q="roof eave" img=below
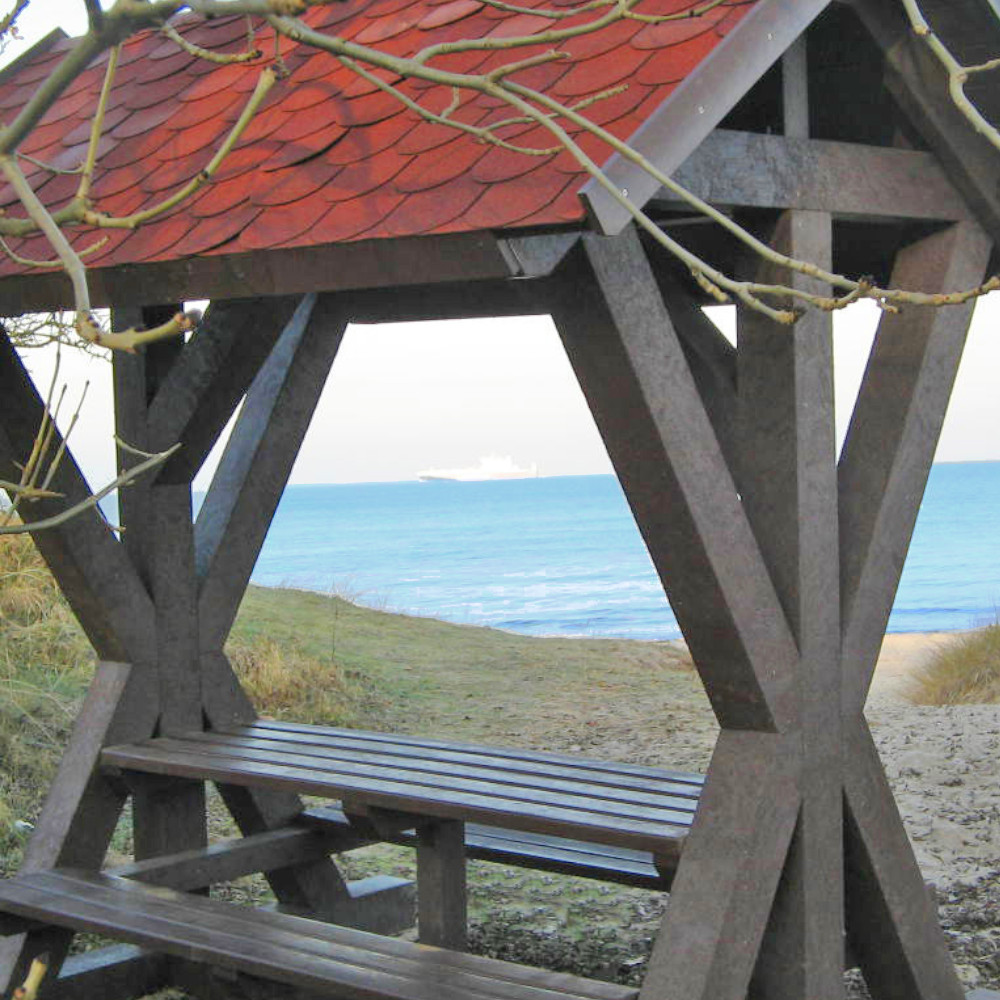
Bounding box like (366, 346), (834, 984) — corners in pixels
(0, 229), (545, 313)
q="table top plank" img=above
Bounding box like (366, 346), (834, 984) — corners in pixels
(250, 721), (705, 786)
(102, 735), (695, 854)
(183, 731), (700, 813)
(108, 736), (697, 827)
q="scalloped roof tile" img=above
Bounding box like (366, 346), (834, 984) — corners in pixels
(0, 0), (755, 278)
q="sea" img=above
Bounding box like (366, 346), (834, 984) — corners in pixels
(248, 462), (1000, 641)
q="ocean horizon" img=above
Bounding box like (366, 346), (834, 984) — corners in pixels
(244, 461), (1000, 641)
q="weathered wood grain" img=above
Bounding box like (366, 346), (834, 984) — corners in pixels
(839, 221), (993, 714)
(737, 210), (843, 1000)
(417, 820), (467, 950)
(196, 293), (346, 650)
(546, 228), (798, 732)
(656, 130), (972, 223)
(639, 731), (800, 1000)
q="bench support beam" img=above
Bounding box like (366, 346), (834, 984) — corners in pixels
(417, 819), (468, 951)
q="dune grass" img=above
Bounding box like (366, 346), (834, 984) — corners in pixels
(0, 533), (92, 873)
(909, 624), (1000, 705)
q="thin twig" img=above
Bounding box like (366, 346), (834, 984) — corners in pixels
(0, 443), (182, 535)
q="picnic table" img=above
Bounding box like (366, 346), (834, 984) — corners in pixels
(100, 721), (703, 947)
(0, 721), (702, 999)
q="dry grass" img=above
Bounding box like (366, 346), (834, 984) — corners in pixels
(226, 635), (373, 726)
(0, 533), (92, 873)
(909, 625), (1000, 705)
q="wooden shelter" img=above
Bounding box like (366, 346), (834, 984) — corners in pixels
(1, 0), (999, 997)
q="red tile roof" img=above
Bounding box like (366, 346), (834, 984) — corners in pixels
(0, 1), (753, 276)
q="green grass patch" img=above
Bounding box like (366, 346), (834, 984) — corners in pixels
(909, 625), (1000, 705)
(232, 584), (694, 745)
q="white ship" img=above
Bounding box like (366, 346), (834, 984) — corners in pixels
(417, 455), (539, 482)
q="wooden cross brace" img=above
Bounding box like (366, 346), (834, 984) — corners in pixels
(544, 218), (992, 1000)
(0, 291), (362, 996)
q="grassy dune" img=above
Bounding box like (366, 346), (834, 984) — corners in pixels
(909, 624), (1000, 704)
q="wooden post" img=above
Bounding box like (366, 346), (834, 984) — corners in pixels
(417, 820), (468, 950)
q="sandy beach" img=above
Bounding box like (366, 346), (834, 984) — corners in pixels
(518, 630), (1000, 993)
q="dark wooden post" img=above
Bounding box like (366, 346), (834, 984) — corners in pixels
(739, 210), (843, 999)
(113, 308), (208, 862)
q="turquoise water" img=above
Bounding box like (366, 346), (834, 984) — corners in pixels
(249, 463), (1000, 640)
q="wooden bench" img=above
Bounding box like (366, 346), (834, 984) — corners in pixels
(0, 870), (638, 1000)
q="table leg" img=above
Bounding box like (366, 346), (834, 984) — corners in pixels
(417, 819), (467, 950)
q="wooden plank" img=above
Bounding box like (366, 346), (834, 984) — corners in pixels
(185, 729), (703, 806)
(152, 484), (202, 735)
(839, 221), (992, 714)
(302, 807), (670, 890)
(853, 0), (1000, 245)
(737, 210), (843, 1000)
(251, 720), (705, 787)
(0, 871), (637, 1000)
(782, 38), (810, 139)
(196, 293), (346, 650)
(23, 663), (159, 873)
(843, 716), (964, 1000)
(101, 740), (694, 852)
(417, 819), (467, 950)
(341, 278), (548, 324)
(582, 0), (830, 232)
(639, 731), (800, 1000)
(649, 264), (738, 475)
(0, 232), (519, 315)
(0, 332), (155, 663)
(111, 305), (183, 588)
(545, 228), (798, 732)
(653, 130), (973, 223)
(108, 735), (698, 828)
(145, 296), (300, 484)
(130, 775), (207, 866)
(0, 662), (158, 996)
(111, 826), (352, 891)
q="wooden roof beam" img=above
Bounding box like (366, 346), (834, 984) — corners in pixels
(0, 232), (520, 316)
(650, 129), (972, 223)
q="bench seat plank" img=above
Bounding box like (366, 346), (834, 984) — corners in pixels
(301, 806), (673, 890)
(102, 726), (702, 855)
(0, 871), (637, 1000)
(236, 723), (704, 797)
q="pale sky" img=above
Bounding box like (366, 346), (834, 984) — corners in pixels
(6, 3), (1000, 490)
(15, 296), (1000, 492)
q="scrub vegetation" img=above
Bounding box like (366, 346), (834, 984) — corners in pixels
(909, 625), (1000, 705)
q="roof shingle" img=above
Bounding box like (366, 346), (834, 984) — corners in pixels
(0, 0), (755, 278)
